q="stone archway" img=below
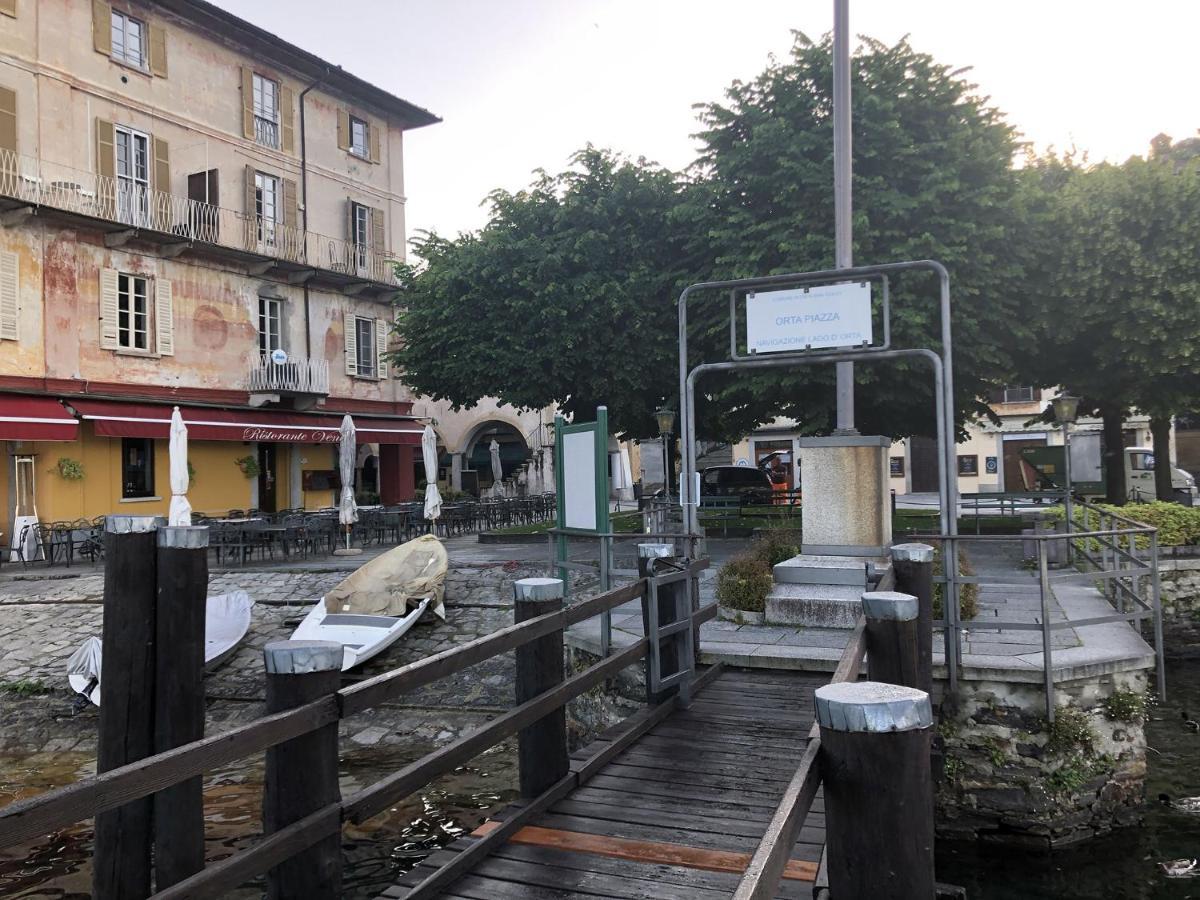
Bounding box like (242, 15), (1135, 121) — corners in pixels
(460, 420), (529, 495)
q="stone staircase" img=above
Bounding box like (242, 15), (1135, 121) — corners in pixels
(767, 554), (891, 628)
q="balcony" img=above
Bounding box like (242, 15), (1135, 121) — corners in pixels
(248, 356), (329, 408)
(0, 149), (400, 292)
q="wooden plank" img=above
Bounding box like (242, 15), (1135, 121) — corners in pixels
(468, 856), (734, 900)
(529, 813), (824, 856)
(566, 786), (819, 823)
(438, 873), (627, 900)
(595, 763), (799, 798)
(582, 773), (807, 809)
(829, 617), (867, 684)
(611, 750), (799, 782)
(344, 639), (649, 824)
(0, 696), (339, 849)
(151, 804), (341, 900)
(341, 581), (644, 715)
(549, 798), (771, 839)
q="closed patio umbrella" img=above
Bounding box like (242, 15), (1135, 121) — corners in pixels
(338, 414), (358, 553)
(489, 439), (503, 496)
(422, 425), (442, 522)
(168, 406), (192, 527)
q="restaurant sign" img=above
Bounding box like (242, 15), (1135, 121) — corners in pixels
(242, 427), (342, 443)
(745, 281), (873, 354)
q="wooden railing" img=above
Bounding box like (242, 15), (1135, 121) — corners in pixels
(0, 572), (712, 899)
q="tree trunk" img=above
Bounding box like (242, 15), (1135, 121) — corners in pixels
(1151, 415), (1174, 502)
(1102, 405), (1127, 505)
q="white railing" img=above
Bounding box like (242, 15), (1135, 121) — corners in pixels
(0, 149), (399, 286)
(248, 356), (330, 395)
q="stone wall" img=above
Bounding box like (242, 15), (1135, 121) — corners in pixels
(936, 670), (1149, 847)
(1156, 556), (1200, 628)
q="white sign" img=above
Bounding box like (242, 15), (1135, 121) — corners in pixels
(269, 348), (288, 365)
(745, 281), (872, 354)
(562, 431), (597, 530)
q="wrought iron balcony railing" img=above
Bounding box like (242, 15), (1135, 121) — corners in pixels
(248, 355), (330, 395)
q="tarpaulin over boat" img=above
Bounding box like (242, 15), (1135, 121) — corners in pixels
(328, 534), (447, 620)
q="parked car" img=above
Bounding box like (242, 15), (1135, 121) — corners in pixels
(699, 465), (774, 504)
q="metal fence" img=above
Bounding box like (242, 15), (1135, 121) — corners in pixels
(928, 497), (1164, 720)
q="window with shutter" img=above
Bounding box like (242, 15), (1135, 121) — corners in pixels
(98, 267), (120, 349)
(369, 120), (381, 164)
(0, 250), (18, 341)
(92, 0), (112, 54)
(280, 86), (295, 153)
(148, 24), (167, 77)
(376, 318), (388, 379)
(355, 316), (377, 377)
(336, 108), (350, 152)
(153, 136), (169, 194)
(155, 279), (173, 356)
(344, 312), (357, 376)
(0, 86), (15, 157)
(241, 68), (255, 140)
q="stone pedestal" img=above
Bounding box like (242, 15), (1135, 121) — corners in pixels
(797, 435), (892, 557)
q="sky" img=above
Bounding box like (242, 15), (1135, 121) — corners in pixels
(216, 0), (1200, 247)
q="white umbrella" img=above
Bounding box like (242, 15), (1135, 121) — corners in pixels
(168, 406), (191, 527)
(489, 439), (503, 495)
(422, 424), (442, 522)
(338, 415), (358, 550)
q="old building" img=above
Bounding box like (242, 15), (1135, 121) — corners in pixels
(0, 0), (445, 540)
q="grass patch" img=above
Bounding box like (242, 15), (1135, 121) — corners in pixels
(932, 548), (980, 621)
(1102, 689), (1148, 722)
(0, 679), (52, 696)
(1046, 705), (1097, 754)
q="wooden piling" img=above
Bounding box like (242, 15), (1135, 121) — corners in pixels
(892, 542), (935, 696)
(263, 640), (344, 900)
(816, 681), (936, 899)
(153, 525), (209, 889)
(93, 515), (160, 900)
(637, 543), (682, 704)
(514, 577), (569, 798)
(861, 590), (920, 689)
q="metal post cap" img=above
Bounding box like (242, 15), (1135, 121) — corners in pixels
(514, 577), (564, 601)
(892, 542), (935, 563)
(861, 590), (919, 622)
(815, 681), (933, 733)
(158, 525), (210, 549)
(106, 514), (165, 534)
(263, 640), (344, 674)
(638, 543), (674, 559)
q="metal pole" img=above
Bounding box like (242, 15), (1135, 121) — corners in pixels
(1063, 422), (1074, 564)
(1150, 530), (1166, 702)
(833, 0), (855, 433)
(1037, 539), (1055, 722)
(662, 431), (671, 505)
(600, 534), (611, 657)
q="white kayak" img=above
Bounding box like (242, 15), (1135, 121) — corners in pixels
(66, 590), (254, 706)
(290, 597), (430, 671)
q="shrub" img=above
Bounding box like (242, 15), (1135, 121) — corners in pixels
(716, 554), (774, 613)
(1046, 705), (1096, 754)
(55, 457), (84, 481)
(235, 455), (260, 478)
(1045, 501), (1200, 547)
(1102, 689), (1147, 722)
(751, 529), (802, 567)
(932, 547), (980, 621)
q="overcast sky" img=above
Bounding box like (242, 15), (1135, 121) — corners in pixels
(217, 0), (1200, 249)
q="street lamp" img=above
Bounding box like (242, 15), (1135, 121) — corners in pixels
(655, 406), (676, 505)
(1052, 394), (1080, 557)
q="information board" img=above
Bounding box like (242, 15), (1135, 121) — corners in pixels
(745, 281), (873, 354)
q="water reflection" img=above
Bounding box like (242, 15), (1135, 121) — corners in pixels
(0, 743), (517, 899)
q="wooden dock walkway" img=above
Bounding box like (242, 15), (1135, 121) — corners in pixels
(387, 667), (827, 900)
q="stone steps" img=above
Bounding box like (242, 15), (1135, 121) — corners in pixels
(765, 582), (865, 628)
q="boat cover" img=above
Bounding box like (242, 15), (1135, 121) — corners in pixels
(329, 534), (448, 620)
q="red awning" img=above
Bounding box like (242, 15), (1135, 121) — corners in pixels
(66, 400), (422, 445)
(0, 394), (79, 441)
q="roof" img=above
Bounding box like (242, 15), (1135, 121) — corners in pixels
(150, 0), (441, 130)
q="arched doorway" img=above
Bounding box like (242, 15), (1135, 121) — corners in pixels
(462, 420), (529, 495)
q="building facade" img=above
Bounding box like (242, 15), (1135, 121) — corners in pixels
(0, 0), (443, 541)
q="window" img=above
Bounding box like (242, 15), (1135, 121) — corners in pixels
(259, 296), (282, 356)
(1002, 385), (1036, 403)
(255, 171), (279, 247)
(117, 272), (150, 351)
(890, 456), (905, 477)
(252, 73), (280, 148)
(349, 116), (368, 158)
(1129, 451), (1155, 471)
(356, 316), (377, 377)
(958, 455), (980, 477)
(114, 125), (150, 227)
(351, 201), (370, 270)
(122, 437), (155, 499)
(111, 10), (146, 68)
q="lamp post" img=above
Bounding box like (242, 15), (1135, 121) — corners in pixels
(656, 407), (676, 506)
(1051, 394), (1080, 559)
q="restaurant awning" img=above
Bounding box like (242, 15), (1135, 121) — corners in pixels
(67, 400), (423, 445)
(0, 394), (79, 441)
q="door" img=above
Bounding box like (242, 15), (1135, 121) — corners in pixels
(187, 168), (219, 241)
(258, 444), (277, 513)
(115, 126), (150, 227)
(1003, 438), (1046, 491)
(910, 436), (940, 493)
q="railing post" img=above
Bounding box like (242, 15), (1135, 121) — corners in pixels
(599, 535), (612, 657)
(891, 543), (935, 696)
(1037, 539), (1055, 723)
(1150, 530), (1167, 702)
(93, 515), (160, 900)
(263, 640), (343, 900)
(153, 525), (209, 889)
(638, 543), (685, 705)
(816, 681), (936, 899)
(862, 591), (920, 689)
(514, 577), (569, 798)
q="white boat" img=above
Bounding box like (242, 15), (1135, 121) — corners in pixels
(288, 535), (448, 671)
(67, 590), (253, 706)
(290, 597), (430, 670)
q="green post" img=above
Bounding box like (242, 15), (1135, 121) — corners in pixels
(554, 413), (568, 597)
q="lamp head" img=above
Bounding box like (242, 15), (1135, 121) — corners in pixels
(1051, 394), (1080, 425)
(655, 406), (676, 436)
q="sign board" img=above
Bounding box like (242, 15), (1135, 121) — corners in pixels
(745, 281), (872, 354)
(269, 348), (288, 365)
(554, 408), (610, 536)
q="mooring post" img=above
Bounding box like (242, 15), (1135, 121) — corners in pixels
(862, 590), (920, 689)
(816, 681), (936, 899)
(152, 525), (209, 888)
(514, 577), (569, 798)
(93, 514), (160, 900)
(637, 543), (684, 705)
(263, 640), (344, 900)
(892, 542), (935, 696)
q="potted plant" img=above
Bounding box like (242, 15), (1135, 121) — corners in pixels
(55, 457), (85, 481)
(235, 455), (261, 478)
